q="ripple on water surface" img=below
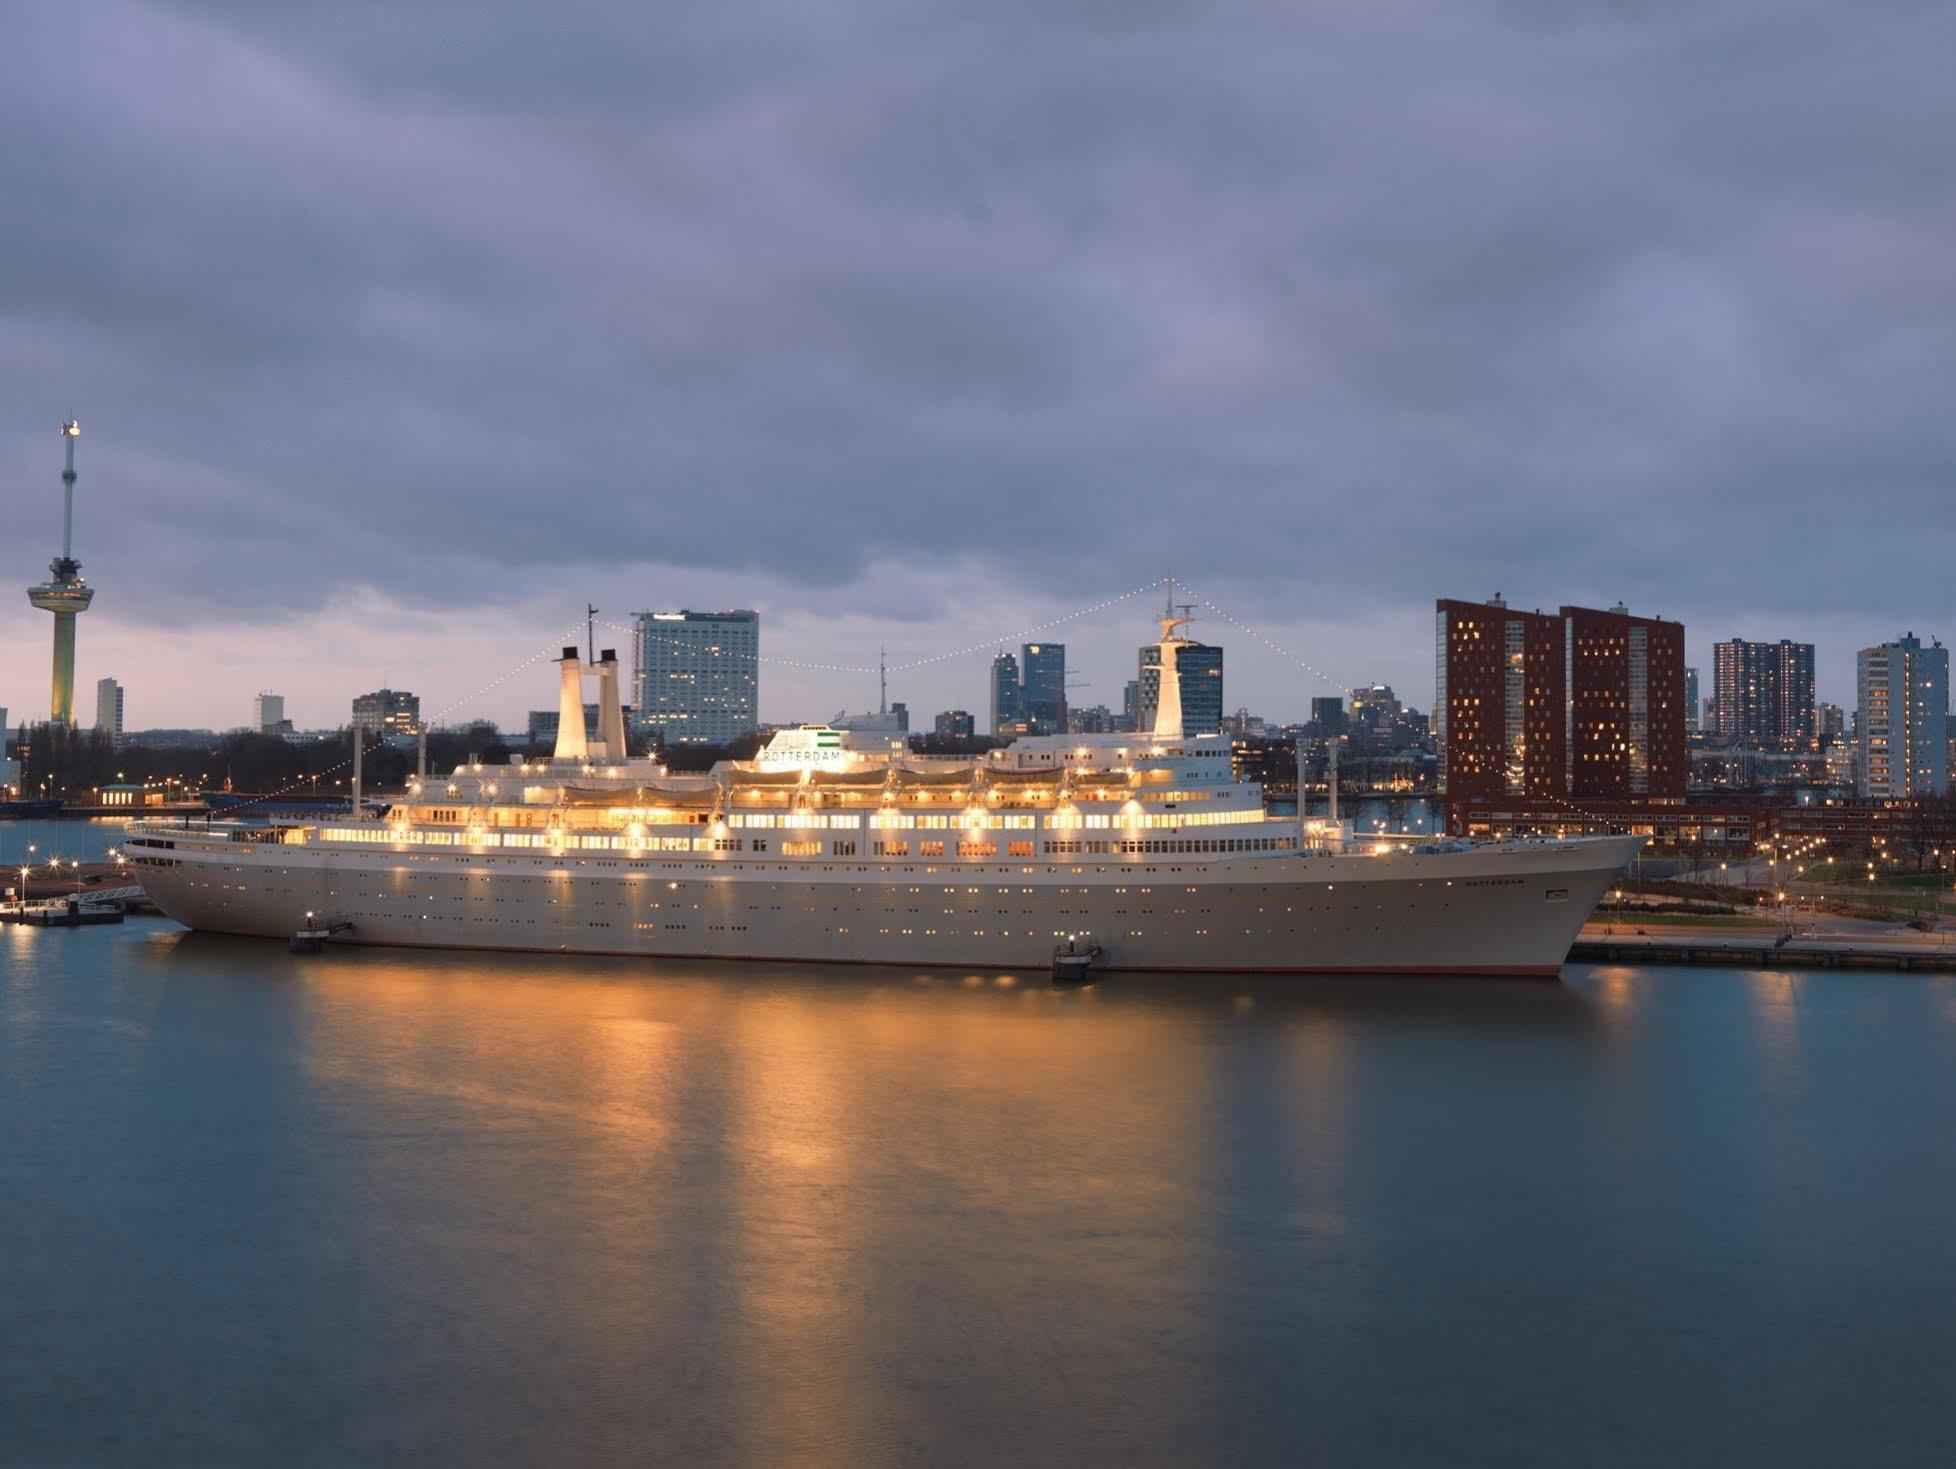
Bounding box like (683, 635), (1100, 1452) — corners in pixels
(3, 923), (1955, 1466)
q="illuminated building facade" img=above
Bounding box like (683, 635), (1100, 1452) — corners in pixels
(1019, 643), (1066, 734)
(1562, 604), (1686, 800)
(1138, 640), (1223, 736)
(1856, 633), (1948, 798)
(631, 609), (759, 745)
(1711, 639), (1815, 749)
(352, 688), (420, 737)
(1436, 597), (1565, 802)
(1349, 683), (1401, 734)
(1438, 596), (1687, 826)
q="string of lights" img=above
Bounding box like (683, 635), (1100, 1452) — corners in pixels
(1177, 586), (1349, 693)
(884, 579), (1166, 672)
(422, 623), (589, 726)
(208, 625), (587, 816)
(600, 578), (1168, 675)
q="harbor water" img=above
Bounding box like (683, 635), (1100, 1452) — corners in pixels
(4, 921), (1954, 1465)
(0, 816), (130, 869)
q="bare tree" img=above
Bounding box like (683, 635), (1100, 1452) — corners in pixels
(1893, 791), (1956, 872)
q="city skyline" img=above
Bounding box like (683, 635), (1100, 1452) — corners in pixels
(0, 574), (1944, 738)
(4, 3), (1952, 732)
(7, 9), (1954, 1463)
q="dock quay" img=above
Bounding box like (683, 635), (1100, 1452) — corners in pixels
(53, 802), (208, 819)
(5, 863), (159, 911)
(1571, 927), (1956, 974)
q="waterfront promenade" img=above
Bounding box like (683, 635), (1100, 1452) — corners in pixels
(1576, 915), (1956, 972)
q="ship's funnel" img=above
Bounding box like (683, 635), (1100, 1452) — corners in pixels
(596, 649), (628, 761)
(554, 647), (588, 760)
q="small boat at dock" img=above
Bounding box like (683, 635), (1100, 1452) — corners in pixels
(1052, 936), (1102, 985)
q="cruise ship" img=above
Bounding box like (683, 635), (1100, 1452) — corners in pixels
(127, 616), (1641, 977)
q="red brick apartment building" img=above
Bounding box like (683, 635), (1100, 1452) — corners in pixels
(1563, 603), (1687, 800)
(1435, 597), (1565, 804)
(1438, 596), (1686, 833)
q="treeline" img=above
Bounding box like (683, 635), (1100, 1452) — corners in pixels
(13, 723), (518, 798)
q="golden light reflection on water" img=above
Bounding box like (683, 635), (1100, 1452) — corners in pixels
(1585, 966), (1644, 1029)
(1743, 969), (1806, 1088)
(1286, 1017), (1355, 1247)
(294, 961), (698, 1145)
(16, 925), (1956, 1465)
(45, 930), (1956, 1462)
(272, 950), (1247, 1460)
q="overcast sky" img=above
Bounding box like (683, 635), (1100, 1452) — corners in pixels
(4, 0), (1953, 732)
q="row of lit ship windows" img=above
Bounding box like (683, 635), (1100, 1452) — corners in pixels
(303, 827), (1298, 857)
(400, 806), (1263, 837)
(307, 809), (1283, 856)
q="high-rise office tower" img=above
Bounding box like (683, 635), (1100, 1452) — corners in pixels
(253, 692), (285, 734)
(631, 610), (760, 745)
(95, 678), (123, 744)
(989, 653), (1021, 736)
(1019, 643), (1066, 734)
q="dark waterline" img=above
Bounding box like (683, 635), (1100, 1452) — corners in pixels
(4, 922), (1954, 1466)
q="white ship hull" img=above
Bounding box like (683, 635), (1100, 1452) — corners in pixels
(131, 830), (1640, 978)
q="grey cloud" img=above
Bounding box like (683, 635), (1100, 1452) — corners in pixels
(2, 0), (1953, 690)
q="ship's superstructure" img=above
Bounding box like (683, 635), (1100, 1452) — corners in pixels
(127, 625), (1642, 976)
(26, 420), (95, 725)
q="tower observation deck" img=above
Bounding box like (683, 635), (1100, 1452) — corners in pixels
(26, 419), (95, 725)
